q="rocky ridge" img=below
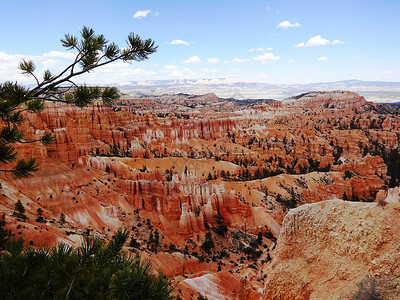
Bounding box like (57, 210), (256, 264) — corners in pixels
(263, 199), (400, 299)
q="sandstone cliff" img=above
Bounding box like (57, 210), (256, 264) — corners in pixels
(282, 91), (374, 110)
(263, 200), (400, 299)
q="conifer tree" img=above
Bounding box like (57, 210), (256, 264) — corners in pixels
(0, 214), (12, 250)
(14, 200), (25, 218)
(0, 26), (157, 177)
(0, 229), (176, 299)
(59, 212), (66, 225)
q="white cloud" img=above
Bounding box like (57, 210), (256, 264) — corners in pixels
(352, 56), (362, 60)
(331, 39), (345, 45)
(199, 68), (217, 74)
(192, 78), (246, 85)
(384, 70), (392, 74)
(259, 73), (267, 78)
(183, 56), (201, 63)
(167, 67), (199, 79)
(231, 58), (251, 63)
(0, 51), (79, 84)
(207, 58), (220, 64)
(249, 47), (272, 52)
(170, 70), (184, 77)
(294, 42), (305, 48)
(170, 39), (190, 46)
(0, 49), (162, 85)
(132, 68), (154, 74)
(133, 10), (151, 19)
(295, 35), (330, 47)
(317, 56), (328, 61)
(288, 59), (294, 63)
(277, 20), (301, 29)
(43, 51), (76, 59)
(295, 35), (344, 47)
(164, 65), (177, 69)
(254, 52), (280, 62)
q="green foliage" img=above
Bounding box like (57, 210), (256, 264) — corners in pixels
(40, 132), (55, 146)
(68, 85), (101, 108)
(25, 99), (45, 112)
(256, 231), (263, 245)
(0, 126), (24, 143)
(0, 229), (175, 300)
(201, 232), (215, 254)
(275, 193), (297, 211)
(0, 214), (13, 250)
(11, 158), (39, 178)
(14, 200), (25, 216)
(0, 142), (16, 164)
(59, 212), (66, 225)
(129, 237), (140, 249)
(344, 170), (353, 179)
(102, 87), (120, 107)
(213, 215), (228, 236)
(0, 27), (157, 178)
(36, 208), (44, 223)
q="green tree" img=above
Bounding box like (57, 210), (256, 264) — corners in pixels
(0, 229), (175, 299)
(59, 212), (66, 226)
(213, 214), (228, 236)
(0, 214), (13, 251)
(0, 26), (157, 177)
(36, 207), (44, 223)
(14, 200), (25, 219)
(201, 232), (215, 254)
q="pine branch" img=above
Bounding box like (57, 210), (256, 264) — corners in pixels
(0, 143), (17, 164)
(0, 27), (157, 178)
(19, 59), (40, 85)
(0, 158), (39, 178)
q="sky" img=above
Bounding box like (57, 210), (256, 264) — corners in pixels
(0, 0), (399, 85)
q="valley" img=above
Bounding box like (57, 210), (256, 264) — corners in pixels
(1, 90), (400, 299)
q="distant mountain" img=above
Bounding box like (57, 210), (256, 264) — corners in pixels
(309, 79), (400, 88)
(118, 79), (400, 103)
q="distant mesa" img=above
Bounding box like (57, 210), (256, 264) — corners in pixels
(282, 90), (374, 110)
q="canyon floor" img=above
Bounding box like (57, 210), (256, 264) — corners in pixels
(2, 90), (400, 299)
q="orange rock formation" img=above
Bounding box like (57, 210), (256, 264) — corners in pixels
(1, 90), (399, 299)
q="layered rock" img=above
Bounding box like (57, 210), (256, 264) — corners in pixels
(282, 91), (374, 110)
(1, 90), (399, 299)
(263, 200), (400, 299)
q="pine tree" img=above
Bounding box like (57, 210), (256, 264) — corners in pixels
(36, 207), (44, 223)
(59, 212), (66, 225)
(201, 232), (215, 253)
(0, 214), (12, 250)
(0, 229), (176, 299)
(14, 200), (25, 219)
(0, 26), (157, 177)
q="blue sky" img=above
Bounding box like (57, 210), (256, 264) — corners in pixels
(0, 0), (399, 85)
